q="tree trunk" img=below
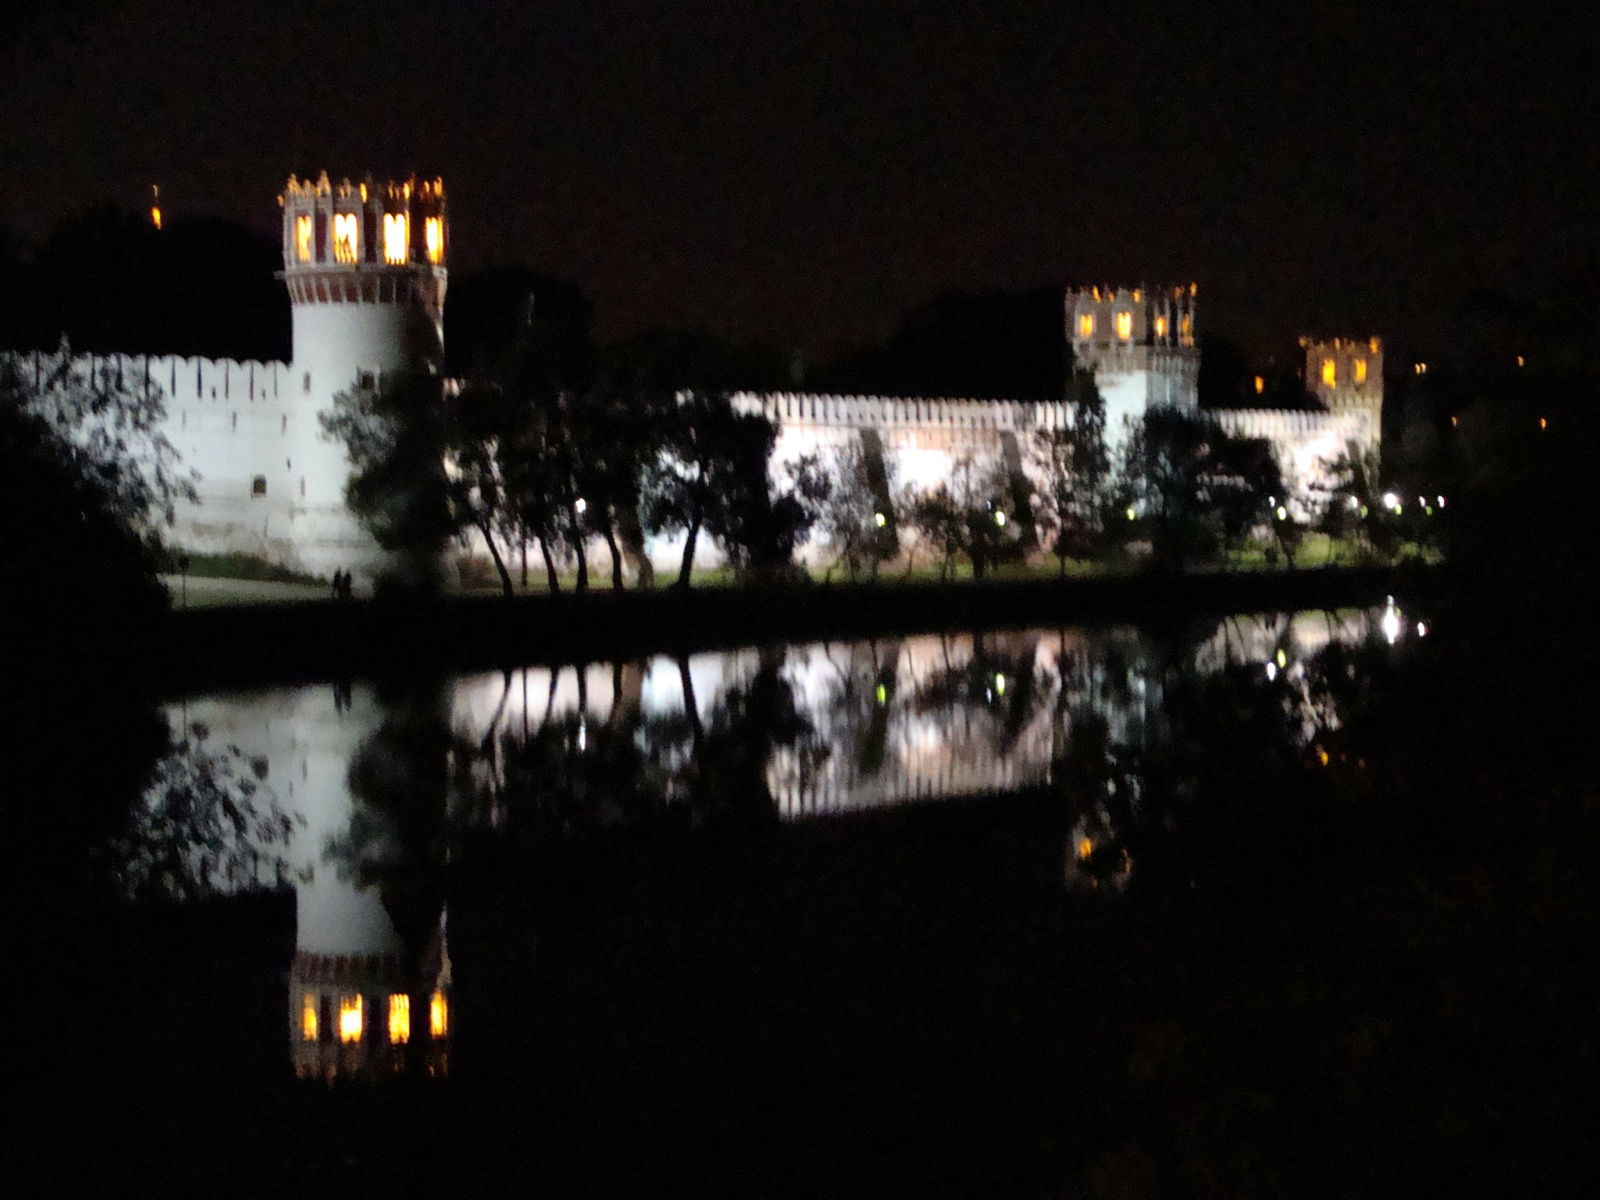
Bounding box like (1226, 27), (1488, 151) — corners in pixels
(677, 655), (704, 748)
(477, 519), (514, 597)
(569, 509), (589, 591)
(677, 516), (702, 588)
(602, 522), (625, 590)
(539, 539), (561, 593)
(619, 507), (654, 588)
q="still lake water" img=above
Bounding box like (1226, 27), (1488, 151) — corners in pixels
(62, 597), (1595, 1197)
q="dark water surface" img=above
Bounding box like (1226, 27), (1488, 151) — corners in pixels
(16, 600), (1600, 1197)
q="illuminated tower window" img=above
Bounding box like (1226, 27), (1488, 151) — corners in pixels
(295, 215), (312, 263)
(1154, 315), (1168, 339)
(1114, 311), (1132, 341)
(1353, 357), (1368, 384)
(1180, 315), (1193, 341)
(383, 212), (409, 264)
(332, 213), (358, 264)
(429, 990), (449, 1038)
(388, 994), (411, 1044)
(1077, 312), (1094, 339)
(424, 216), (444, 264)
(338, 995), (364, 1044)
(1254, 375), (1265, 394)
(1321, 358), (1337, 386)
(301, 994), (318, 1042)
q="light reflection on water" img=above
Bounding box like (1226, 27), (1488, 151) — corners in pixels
(162, 606), (1417, 1079)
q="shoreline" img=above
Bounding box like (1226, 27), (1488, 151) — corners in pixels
(149, 562), (1444, 695)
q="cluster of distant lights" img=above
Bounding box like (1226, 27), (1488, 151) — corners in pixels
(1265, 597), (1424, 683)
(1379, 492), (1447, 517)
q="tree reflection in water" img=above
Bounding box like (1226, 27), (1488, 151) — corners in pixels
(44, 603), (1598, 1197)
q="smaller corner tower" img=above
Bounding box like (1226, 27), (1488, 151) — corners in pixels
(1298, 335), (1384, 467)
(1300, 336), (1382, 416)
(1301, 336), (1383, 452)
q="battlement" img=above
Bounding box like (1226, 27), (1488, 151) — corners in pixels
(732, 391), (1073, 433)
(6, 348), (289, 405)
(1066, 283), (1197, 351)
(280, 171), (447, 275)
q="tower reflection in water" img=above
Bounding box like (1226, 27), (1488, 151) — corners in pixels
(168, 607), (1413, 1080)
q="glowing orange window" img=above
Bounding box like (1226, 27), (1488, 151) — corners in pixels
(332, 213), (358, 263)
(338, 995), (363, 1044)
(388, 994), (411, 1044)
(383, 212), (409, 264)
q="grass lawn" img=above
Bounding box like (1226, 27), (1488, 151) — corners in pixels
(167, 535), (1433, 606)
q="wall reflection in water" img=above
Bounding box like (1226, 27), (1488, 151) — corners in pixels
(165, 605), (1418, 1079)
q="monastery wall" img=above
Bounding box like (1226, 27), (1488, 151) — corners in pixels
(1214, 406), (1376, 498)
(732, 390), (1073, 496)
(8, 348), (338, 567)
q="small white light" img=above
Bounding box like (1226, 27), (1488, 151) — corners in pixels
(575, 497), (588, 515)
(874, 511), (887, 528)
(1265, 661), (1278, 681)
(1382, 492), (1399, 509)
(994, 510), (1008, 527)
(1381, 604), (1401, 645)
(1416, 621), (1428, 637)
(1275, 506), (1288, 521)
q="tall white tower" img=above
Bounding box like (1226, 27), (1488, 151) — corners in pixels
(1064, 284), (1199, 442)
(280, 171), (448, 579)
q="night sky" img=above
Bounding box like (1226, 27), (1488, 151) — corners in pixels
(4, 0), (1595, 359)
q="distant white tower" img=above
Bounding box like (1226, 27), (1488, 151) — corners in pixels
(279, 171), (448, 579)
(1065, 284), (1199, 441)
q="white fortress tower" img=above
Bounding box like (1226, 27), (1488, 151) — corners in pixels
(1065, 284), (1200, 439)
(280, 172), (449, 578)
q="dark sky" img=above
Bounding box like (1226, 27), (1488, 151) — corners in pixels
(3, 0), (1594, 358)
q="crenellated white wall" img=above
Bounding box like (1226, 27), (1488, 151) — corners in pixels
(732, 389), (1072, 497)
(1215, 406), (1376, 499)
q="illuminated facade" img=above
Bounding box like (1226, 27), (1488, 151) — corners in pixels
(8, 176), (1379, 579)
(7, 173), (448, 581)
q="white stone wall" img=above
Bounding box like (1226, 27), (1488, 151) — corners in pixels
(1215, 406), (1376, 499)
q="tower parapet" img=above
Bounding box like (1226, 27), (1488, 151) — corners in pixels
(1066, 283), (1196, 359)
(279, 172), (447, 343)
